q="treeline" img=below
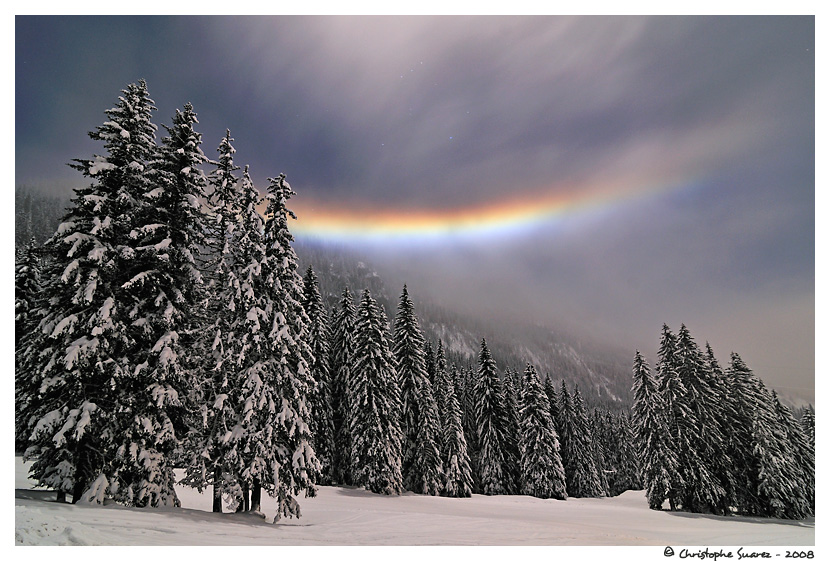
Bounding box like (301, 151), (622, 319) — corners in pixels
(15, 187), (68, 248)
(632, 324), (815, 519)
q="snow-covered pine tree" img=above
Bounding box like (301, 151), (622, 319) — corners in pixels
(179, 129), (248, 512)
(571, 386), (605, 498)
(302, 266), (335, 484)
(556, 381), (574, 493)
(433, 340), (449, 419)
(727, 353), (811, 519)
(590, 409), (611, 497)
(501, 366), (522, 494)
(19, 80), (165, 505)
(100, 100), (212, 508)
(724, 352), (764, 515)
(749, 378), (801, 519)
(459, 363), (480, 491)
(393, 285), (443, 495)
(473, 339), (512, 495)
(247, 173), (320, 520)
(517, 364), (567, 499)
(654, 324), (693, 511)
(436, 350), (473, 497)
(701, 341), (739, 514)
(771, 391), (814, 518)
(672, 325), (726, 514)
(724, 352), (812, 519)
(610, 412), (642, 495)
(329, 287), (357, 486)
(350, 289), (404, 495)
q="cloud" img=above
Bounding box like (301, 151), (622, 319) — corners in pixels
(14, 15), (815, 400)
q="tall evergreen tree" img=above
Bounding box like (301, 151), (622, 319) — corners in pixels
(590, 409), (611, 497)
(609, 412), (642, 495)
(245, 173), (320, 519)
(771, 392), (814, 518)
(517, 364), (567, 499)
(179, 130), (250, 512)
(20, 80), (172, 506)
(393, 286), (443, 495)
(701, 341), (739, 514)
(436, 354), (473, 498)
(103, 100), (210, 508)
(350, 289), (404, 495)
(501, 366), (522, 494)
(724, 352), (764, 515)
(472, 339), (512, 495)
(672, 325), (726, 513)
(654, 324), (692, 510)
(329, 287), (357, 486)
(302, 266), (335, 484)
(570, 386), (605, 498)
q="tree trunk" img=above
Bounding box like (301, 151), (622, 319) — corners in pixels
(71, 477), (86, 504)
(212, 468), (222, 513)
(56, 490), (66, 503)
(237, 483), (249, 512)
(251, 480), (262, 512)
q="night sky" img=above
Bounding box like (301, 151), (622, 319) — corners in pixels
(14, 15), (815, 400)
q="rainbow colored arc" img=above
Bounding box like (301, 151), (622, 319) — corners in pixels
(288, 176), (685, 245)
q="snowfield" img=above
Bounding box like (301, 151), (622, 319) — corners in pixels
(14, 457), (814, 547)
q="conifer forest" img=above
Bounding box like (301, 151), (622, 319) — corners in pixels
(15, 81), (815, 527)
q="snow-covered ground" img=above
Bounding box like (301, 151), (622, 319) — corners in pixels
(14, 457), (814, 547)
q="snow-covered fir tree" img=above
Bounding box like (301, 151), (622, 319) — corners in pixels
(19, 80), (174, 506)
(102, 100), (211, 508)
(432, 340), (449, 421)
(302, 266), (335, 484)
(671, 325), (726, 513)
(329, 287), (357, 486)
(459, 364), (479, 478)
(436, 353), (473, 497)
(701, 341), (739, 514)
(472, 339), (512, 495)
(517, 364), (567, 499)
(654, 324), (692, 511)
(245, 173), (320, 519)
(590, 409), (611, 497)
(350, 289), (404, 495)
(771, 392), (814, 518)
(179, 130), (251, 512)
(500, 366), (522, 494)
(571, 386), (605, 498)
(393, 285), (443, 495)
(606, 412), (641, 495)
(557, 383), (604, 498)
